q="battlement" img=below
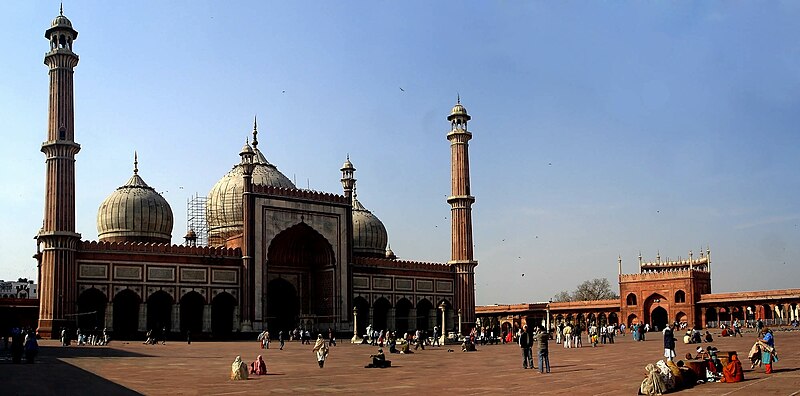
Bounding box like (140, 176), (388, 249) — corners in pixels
(79, 240), (241, 257)
(354, 256), (451, 273)
(252, 184), (348, 205)
(620, 269), (710, 282)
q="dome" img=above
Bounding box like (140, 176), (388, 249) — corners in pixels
(51, 14), (72, 28)
(352, 197), (388, 257)
(448, 102), (471, 121)
(206, 147), (295, 244)
(97, 168), (173, 244)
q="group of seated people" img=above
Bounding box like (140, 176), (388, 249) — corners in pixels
(682, 328), (714, 344)
(640, 347), (744, 394)
(230, 355), (268, 380)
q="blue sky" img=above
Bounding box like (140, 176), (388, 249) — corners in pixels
(1, 1), (798, 305)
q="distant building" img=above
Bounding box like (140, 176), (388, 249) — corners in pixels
(477, 250), (800, 335)
(0, 279), (38, 299)
(33, 9), (478, 339)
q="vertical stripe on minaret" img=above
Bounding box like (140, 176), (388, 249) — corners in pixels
(446, 98), (477, 334)
(38, 9), (81, 338)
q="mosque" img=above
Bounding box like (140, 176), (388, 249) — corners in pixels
(34, 9), (478, 339)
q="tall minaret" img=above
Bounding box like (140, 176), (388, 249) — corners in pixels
(37, 6), (81, 338)
(446, 97), (477, 334)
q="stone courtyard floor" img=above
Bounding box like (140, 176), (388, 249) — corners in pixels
(1, 328), (799, 395)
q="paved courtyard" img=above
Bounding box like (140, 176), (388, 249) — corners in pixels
(2, 328), (798, 395)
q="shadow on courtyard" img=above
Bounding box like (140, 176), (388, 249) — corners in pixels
(0, 346), (148, 395)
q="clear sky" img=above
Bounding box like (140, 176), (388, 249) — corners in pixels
(1, 1), (798, 305)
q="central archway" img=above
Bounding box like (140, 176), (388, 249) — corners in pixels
(265, 223), (336, 326)
(651, 307), (668, 331)
(266, 278), (299, 334)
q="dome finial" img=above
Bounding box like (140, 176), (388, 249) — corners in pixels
(134, 151), (139, 175)
(60, 2), (63, 16)
(457, 92), (460, 104)
(252, 115), (258, 149)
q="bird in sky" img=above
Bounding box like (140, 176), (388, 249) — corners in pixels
(399, 87), (405, 92)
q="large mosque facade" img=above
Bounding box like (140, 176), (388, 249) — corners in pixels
(35, 10), (478, 339)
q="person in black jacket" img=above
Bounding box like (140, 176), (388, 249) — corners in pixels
(519, 325), (535, 369)
(663, 325), (677, 361)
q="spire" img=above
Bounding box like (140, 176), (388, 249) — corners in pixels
(618, 255), (622, 275)
(252, 115), (258, 149)
(457, 92), (460, 104)
(60, 2), (63, 16)
(134, 151), (138, 175)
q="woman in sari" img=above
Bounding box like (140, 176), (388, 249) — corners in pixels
(758, 328), (778, 374)
(720, 352), (744, 383)
(231, 356), (248, 380)
(312, 334), (329, 368)
(250, 355), (267, 375)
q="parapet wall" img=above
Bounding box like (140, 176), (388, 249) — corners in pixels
(252, 185), (348, 205)
(354, 256), (451, 273)
(79, 240), (241, 257)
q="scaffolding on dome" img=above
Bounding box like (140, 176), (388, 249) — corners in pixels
(186, 193), (208, 246)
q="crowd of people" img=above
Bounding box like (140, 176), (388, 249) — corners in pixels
(4, 327), (38, 364)
(637, 324), (780, 395)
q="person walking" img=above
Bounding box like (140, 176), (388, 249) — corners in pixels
(432, 326), (440, 347)
(563, 323), (572, 348)
(536, 326), (550, 373)
(733, 319), (743, 337)
(312, 334), (329, 368)
(519, 325), (534, 369)
(663, 324), (676, 361)
(279, 330), (285, 350)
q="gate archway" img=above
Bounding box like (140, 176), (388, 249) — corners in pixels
(113, 289), (140, 339)
(180, 291), (205, 335)
(77, 288), (107, 331)
(651, 307), (668, 331)
(211, 292), (236, 338)
(147, 290), (173, 336)
(266, 278), (299, 334)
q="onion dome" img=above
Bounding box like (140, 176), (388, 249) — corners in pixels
(206, 124), (295, 245)
(351, 192), (388, 258)
(447, 95), (471, 121)
(46, 5), (78, 39)
(97, 154), (173, 243)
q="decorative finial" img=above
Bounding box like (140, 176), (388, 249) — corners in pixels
(60, 3), (63, 16)
(252, 115), (258, 149)
(134, 151), (138, 175)
(457, 93), (460, 104)
(346, 153), (350, 161)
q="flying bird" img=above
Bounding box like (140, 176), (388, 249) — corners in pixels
(399, 87), (405, 92)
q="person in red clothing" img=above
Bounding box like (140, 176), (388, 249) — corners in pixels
(720, 352), (744, 383)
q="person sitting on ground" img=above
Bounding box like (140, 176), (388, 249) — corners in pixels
(461, 338), (477, 352)
(231, 356), (248, 380)
(399, 339), (412, 354)
(720, 352), (744, 383)
(676, 360), (698, 387)
(366, 348), (391, 368)
(704, 330), (713, 343)
(388, 334), (399, 354)
(639, 363), (667, 396)
(250, 355), (267, 375)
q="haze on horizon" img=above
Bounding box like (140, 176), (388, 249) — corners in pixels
(1, 1), (798, 305)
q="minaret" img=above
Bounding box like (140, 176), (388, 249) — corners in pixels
(446, 97), (477, 334)
(37, 7), (81, 338)
(340, 155), (356, 201)
(239, 138), (255, 332)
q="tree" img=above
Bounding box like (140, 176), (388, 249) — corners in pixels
(552, 278), (618, 302)
(551, 291), (572, 303)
